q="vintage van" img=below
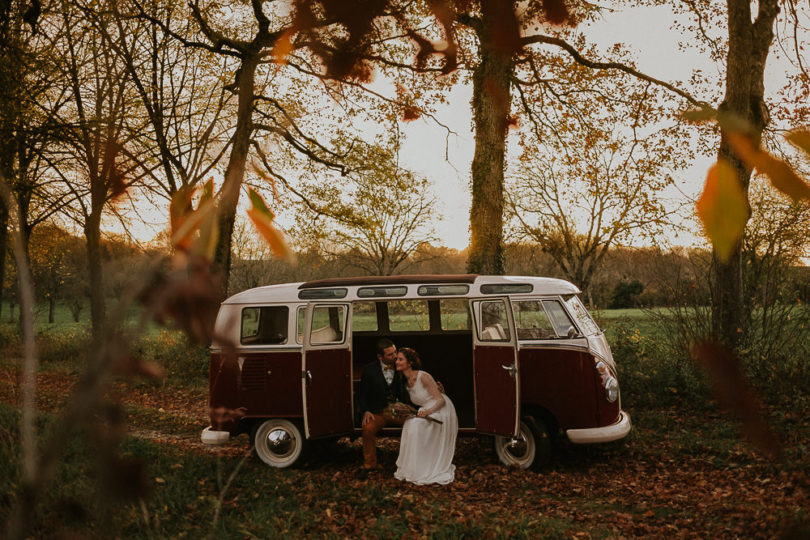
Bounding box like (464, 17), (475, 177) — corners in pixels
(201, 274), (631, 469)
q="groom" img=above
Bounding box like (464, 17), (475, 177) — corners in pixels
(356, 338), (409, 477)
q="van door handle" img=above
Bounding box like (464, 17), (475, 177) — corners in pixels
(305, 370), (312, 385)
(501, 363), (517, 378)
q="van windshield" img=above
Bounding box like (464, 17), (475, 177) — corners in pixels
(563, 295), (600, 336)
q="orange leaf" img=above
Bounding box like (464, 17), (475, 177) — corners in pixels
(271, 28), (296, 66)
(786, 130), (810, 156)
(728, 133), (810, 202)
(169, 186), (195, 251)
(194, 200), (219, 262)
(692, 340), (782, 459)
(402, 105), (421, 121)
(696, 159), (748, 263)
(247, 189), (295, 262)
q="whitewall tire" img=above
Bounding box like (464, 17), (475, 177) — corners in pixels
(252, 419), (306, 468)
(494, 417), (551, 470)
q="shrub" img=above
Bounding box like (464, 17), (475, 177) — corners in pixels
(608, 319), (708, 409)
(134, 330), (208, 387)
(609, 280), (644, 309)
(37, 328), (92, 366)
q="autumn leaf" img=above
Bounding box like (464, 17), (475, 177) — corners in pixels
(247, 188), (295, 262)
(195, 179), (219, 262)
(786, 129), (810, 156)
(696, 159), (748, 262)
(692, 340), (782, 459)
(271, 28), (296, 66)
(169, 186), (195, 251)
(728, 133), (810, 202)
(539, 0), (571, 26)
(402, 105), (421, 121)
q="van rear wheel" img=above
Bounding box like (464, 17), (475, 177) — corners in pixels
(252, 419), (306, 468)
(494, 416), (551, 470)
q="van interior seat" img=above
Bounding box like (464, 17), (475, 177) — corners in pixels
(310, 325), (337, 343)
(482, 324), (507, 340)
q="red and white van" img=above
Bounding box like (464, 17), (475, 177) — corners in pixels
(201, 274), (631, 469)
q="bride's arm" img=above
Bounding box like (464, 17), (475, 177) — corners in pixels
(417, 372), (445, 417)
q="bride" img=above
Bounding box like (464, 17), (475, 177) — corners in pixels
(394, 347), (458, 485)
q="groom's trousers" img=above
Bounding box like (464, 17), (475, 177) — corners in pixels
(362, 413), (405, 469)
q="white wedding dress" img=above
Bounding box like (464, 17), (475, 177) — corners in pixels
(395, 371), (458, 485)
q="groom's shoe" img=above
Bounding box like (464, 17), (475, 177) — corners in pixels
(356, 468), (371, 480)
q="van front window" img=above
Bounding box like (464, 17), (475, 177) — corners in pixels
(563, 295), (600, 335)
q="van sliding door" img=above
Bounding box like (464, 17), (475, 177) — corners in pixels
(302, 303), (353, 438)
(470, 297), (520, 437)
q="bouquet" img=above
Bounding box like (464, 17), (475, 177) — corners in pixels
(383, 401), (443, 424)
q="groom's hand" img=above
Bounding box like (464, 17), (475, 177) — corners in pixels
(362, 411), (374, 427)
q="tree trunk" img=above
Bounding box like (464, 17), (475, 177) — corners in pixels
(466, 16), (513, 275)
(85, 209), (105, 337)
(0, 199), (7, 320)
(213, 54), (259, 300)
(712, 0), (778, 349)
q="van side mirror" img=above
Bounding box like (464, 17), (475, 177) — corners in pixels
(566, 327), (579, 339)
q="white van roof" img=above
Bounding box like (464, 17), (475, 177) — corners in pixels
(223, 275), (580, 304)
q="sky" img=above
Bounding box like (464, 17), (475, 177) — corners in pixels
(395, 4), (716, 250)
(108, 3), (803, 254)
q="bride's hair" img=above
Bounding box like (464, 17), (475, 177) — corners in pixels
(398, 347), (421, 369)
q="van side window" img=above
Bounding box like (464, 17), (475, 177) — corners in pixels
(440, 299), (470, 330)
(241, 306), (289, 345)
(310, 305), (345, 344)
(478, 300), (510, 341)
(542, 300), (578, 337)
(296, 306), (305, 344)
(352, 301), (378, 331)
(389, 300), (430, 331)
(512, 300), (556, 339)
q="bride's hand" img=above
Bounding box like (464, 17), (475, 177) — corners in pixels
(417, 409), (428, 418)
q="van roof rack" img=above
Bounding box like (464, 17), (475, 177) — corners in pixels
(298, 274), (478, 289)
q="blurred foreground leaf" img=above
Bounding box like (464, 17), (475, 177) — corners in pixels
(692, 340), (782, 459)
(728, 133), (810, 203)
(247, 188), (295, 262)
(696, 159), (748, 262)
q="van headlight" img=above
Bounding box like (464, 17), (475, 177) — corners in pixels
(595, 361), (619, 403)
(605, 377), (619, 403)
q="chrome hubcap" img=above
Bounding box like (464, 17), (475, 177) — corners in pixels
(265, 428), (294, 457)
(506, 433), (529, 459)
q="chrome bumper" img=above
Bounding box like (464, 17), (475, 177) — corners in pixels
(566, 411), (632, 444)
(201, 426), (230, 445)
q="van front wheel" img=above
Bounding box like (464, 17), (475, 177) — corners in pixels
(494, 417), (551, 470)
(252, 419), (306, 468)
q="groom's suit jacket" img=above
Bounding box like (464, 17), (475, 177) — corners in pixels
(356, 361), (410, 417)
